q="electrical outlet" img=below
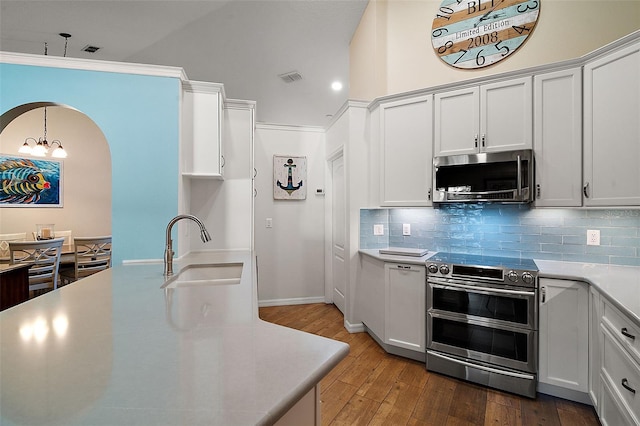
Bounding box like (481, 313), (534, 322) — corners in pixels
(373, 224), (384, 236)
(403, 224), (411, 236)
(587, 229), (600, 246)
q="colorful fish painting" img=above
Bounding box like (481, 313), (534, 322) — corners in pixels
(0, 156), (62, 206)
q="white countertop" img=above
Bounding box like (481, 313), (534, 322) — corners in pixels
(0, 250), (349, 426)
(360, 249), (640, 328)
(536, 259), (640, 327)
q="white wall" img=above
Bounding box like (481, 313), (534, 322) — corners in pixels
(254, 124), (326, 305)
(189, 102), (255, 252)
(0, 106), (112, 239)
(350, 0), (640, 101)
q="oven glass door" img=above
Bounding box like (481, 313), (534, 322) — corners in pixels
(428, 278), (536, 329)
(428, 313), (536, 373)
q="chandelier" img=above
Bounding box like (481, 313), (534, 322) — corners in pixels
(18, 107), (68, 158)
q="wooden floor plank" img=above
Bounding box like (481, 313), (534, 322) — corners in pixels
(329, 393), (380, 426)
(484, 400), (523, 426)
(259, 303), (602, 426)
(320, 379), (359, 426)
(448, 380), (488, 424)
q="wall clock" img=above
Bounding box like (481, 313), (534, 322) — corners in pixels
(431, 0), (540, 69)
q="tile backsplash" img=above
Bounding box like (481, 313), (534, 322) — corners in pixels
(360, 205), (640, 266)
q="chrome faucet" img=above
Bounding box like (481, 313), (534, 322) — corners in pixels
(164, 214), (211, 276)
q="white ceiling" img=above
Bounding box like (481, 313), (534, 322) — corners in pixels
(0, 0), (368, 127)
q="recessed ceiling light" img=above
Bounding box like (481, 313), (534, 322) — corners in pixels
(331, 81), (343, 91)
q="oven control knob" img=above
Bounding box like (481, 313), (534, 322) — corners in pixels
(522, 272), (535, 285)
(428, 264), (439, 274)
(439, 265), (450, 275)
(507, 270), (519, 282)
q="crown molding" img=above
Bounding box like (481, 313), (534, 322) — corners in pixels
(0, 51), (189, 80)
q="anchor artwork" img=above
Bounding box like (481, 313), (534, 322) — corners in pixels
(273, 155), (307, 200)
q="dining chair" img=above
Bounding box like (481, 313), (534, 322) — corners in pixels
(31, 230), (73, 245)
(0, 232), (27, 259)
(59, 236), (112, 285)
(9, 238), (65, 296)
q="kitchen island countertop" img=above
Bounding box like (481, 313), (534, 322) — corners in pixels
(0, 250), (349, 425)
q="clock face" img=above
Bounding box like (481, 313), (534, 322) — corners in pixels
(431, 0), (540, 69)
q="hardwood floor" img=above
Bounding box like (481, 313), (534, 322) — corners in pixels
(259, 303), (601, 426)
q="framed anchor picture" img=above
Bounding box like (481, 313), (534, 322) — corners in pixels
(273, 155), (307, 200)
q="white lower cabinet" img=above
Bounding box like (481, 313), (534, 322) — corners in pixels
(358, 255), (385, 339)
(538, 278), (589, 399)
(275, 385), (320, 426)
(590, 286), (602, 411)
(600, 297), (640, 424)
(358, 254), (426, 361)
(384, 263), (426, 353)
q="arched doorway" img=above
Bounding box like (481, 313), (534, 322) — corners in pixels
(0, 103), (112, 239)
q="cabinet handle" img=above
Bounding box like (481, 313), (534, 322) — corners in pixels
(540, 287), (546, 304)
(254, 188), (257, 198)
(427, 188), (432, 200)
(621, 327), (636, 340)
(622, 378), (636, 394)
(474, 134), (478, 148)
(536, 184), (541, 198)
(397, 265), (411, 270)
(221, 155), (226, 168)
(481, 134), (486, 147)
(254, 168), (257, 178)
(583, 182), (589, 198)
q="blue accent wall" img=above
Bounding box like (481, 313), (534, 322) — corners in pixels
(361, 205), (640, 266)
(1, 63), (180, 264)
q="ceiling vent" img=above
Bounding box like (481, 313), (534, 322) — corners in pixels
(278, 71), (302, 83)
(82, 45), (101, 53)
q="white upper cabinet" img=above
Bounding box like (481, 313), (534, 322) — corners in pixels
(533, 68), (583, 207)
(182, 80), (225, 179)
(434, 77), (532, 157)
(379, 95), (433, 206)
(583, 40), (640, 206)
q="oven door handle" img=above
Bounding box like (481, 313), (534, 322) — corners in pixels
(428, 280), (535, 297)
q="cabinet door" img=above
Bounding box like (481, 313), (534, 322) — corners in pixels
(359, 255), (385, 340)
(584, 41), (640, 206)
(534, 69), (583, 207)
(384, 263), (425, 353)
(480, 77), (532, 153)
(182, 81), (224, 179)
(434, 86), (479, 156)
(380, 95), (433, 206)
(539, 278), (589, 392)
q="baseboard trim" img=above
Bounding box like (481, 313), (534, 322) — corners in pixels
(344, 320), (365, 334)
(258, 296), (326, 307)
(537, 382), (593, 405)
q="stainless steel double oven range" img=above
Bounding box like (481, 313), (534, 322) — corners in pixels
(426, 253), (539, 398)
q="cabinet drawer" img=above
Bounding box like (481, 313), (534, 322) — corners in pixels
(602, 326), (640, 422)
(600, 374), (636, 426)
(602, 299), (640, 364)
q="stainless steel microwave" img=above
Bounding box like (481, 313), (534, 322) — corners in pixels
(432, 149), (534, 204)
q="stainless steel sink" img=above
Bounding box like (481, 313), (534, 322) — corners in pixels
(162, 263), (243, 288)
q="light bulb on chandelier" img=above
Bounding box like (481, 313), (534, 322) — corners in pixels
(18, 107), (68, 158)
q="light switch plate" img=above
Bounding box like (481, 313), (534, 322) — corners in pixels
(266, 218), (273, 228)
(403, 224), (411, 236)
(373, 224), (384, 236)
